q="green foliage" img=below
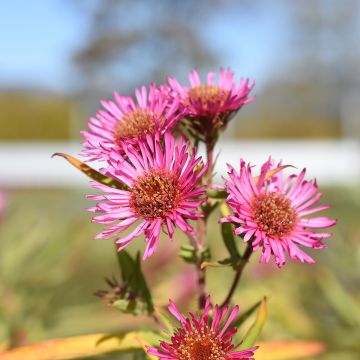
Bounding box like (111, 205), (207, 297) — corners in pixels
(220, 221), (241, 266)
(1, 187), (360, 359)
(240, 297), (267, 350)
(202, 202), (242, 269)
(206, 189), (227, 199)
(179, 244), (211, 264)
(231, 300), (262, 328)
(114, 251), (154, 316)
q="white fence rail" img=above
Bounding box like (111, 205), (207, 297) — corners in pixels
(0, 140), (359, 187)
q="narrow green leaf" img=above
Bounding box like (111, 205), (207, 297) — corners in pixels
(240, 297), (267, 349)
(201, 260), (232, 269)
(52, 152), (128, 190)
(154, 306), (175, 334)
(115, 251), (154, 315)
(220, 203), (241, 263)
(134, 253), (154, 314)
(117, 250), (136, 283)
(231, 300), (261, 328)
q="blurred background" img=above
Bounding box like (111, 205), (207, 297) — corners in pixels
(1, 0), (360, 359)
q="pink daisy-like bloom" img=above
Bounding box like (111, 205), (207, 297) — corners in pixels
(81, 83), (183, 161)
(147, 296), (258, 360)
(221, 159), (336, 267)
(87, 132), (207, 259)
(168, 68), (255, 146)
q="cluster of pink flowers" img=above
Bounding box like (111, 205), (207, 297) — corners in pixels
(83, 67), (335, 267)
(81, 67), (336, 359)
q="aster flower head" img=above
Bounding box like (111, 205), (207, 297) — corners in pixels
(221, 158), (336, 267)
(168, 68), (255, 147)
(147, 296), (258, 360)
(81, 83), (183, 161)
(87, 132), (207, 259)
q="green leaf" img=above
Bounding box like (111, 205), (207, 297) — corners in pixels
(200, 247), (211, 262)
(240, 297), (267, 349)
(113, 299), (149, 316)
(179, 245), (211, 264)
(117, 250), (137, 283)
(231, 300), (261, 328)
(220, 203), (241, 265)
(179, 244), (198, 264)
(52, 152), (128, 190)
(206, 189), (228, 199)
(153, 306), (175, 334)
(201, 259), (233, 269)
(115, 251), (154, 315)
(0, 331), (161, 360)
(134, 253), (154, 314)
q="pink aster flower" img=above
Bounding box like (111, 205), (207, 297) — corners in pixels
(81, 83), (183, 161)
(168, 68), (255, 146)
(147, 297), (258, 360)
(221, 159), (336, 267)
(87, 133), (207, 259)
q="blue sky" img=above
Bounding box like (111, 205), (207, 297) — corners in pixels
(0, 0), (87, 91)
(0, 1), (293, 92)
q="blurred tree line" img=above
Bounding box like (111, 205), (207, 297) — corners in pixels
(1, 0), (359, 140)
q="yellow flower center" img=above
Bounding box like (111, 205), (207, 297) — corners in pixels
(114, 108), (155, 141)
(176, 326), (227, 360)
(252, 192), (297, 237)
(130, 170), (181, 219)
(187, 85), (230, 111)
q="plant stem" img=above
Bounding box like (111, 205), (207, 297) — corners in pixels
(194, 143), (215, 310)
(205, 143), (214, 187)
(196, 219), (207, 309)
(220, 242), (253, 309)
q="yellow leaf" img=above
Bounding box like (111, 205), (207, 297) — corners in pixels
(0, 341), (10, 353)
(0, 331), (159, 360)
(254, 165), (293, 184)
(255, 340), (327, 360)
(52, 153), (127, 190)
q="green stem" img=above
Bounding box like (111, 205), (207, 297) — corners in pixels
(220, 242), (253, 309)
